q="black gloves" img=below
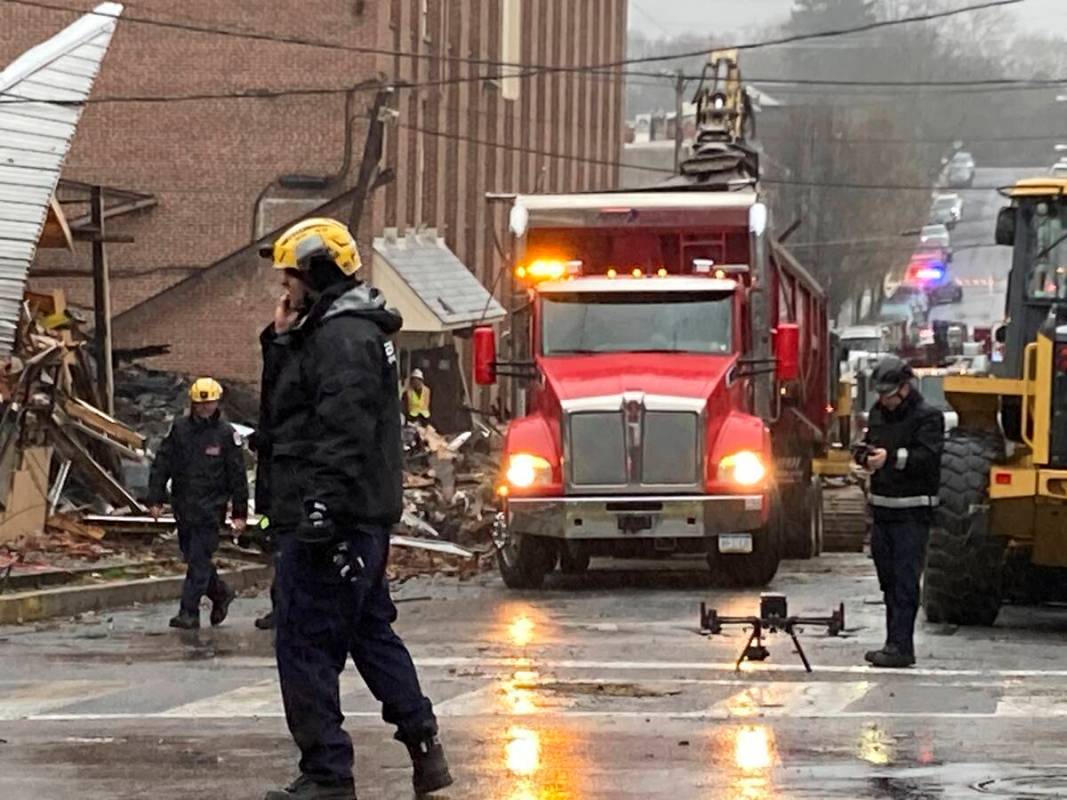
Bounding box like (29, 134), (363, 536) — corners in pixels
(296, 499), (337, 546)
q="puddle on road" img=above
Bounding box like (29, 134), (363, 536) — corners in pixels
(858, 725), (896, 766)
(974, 773), (1067, 796)
(866, 776), (944, 799)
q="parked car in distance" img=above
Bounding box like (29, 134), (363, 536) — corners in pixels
(946, 151), (976, 188)
(928, 193), (963, 229)
(920, 223), (951, 250)
(878, 285), (931, 342)
(1051, 161), (1067, 178)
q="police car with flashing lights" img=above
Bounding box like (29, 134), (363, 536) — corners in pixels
(905, 256), (963, 306)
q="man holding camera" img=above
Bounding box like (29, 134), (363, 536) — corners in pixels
(854, 356), (944, 668)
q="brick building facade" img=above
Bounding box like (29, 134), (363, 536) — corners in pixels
(1, 0), (627, 383)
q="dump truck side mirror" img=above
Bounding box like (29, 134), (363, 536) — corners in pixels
(995, 207), (1015, 247)
(774, 323), (800, 382)
(473, 326), (497, 385)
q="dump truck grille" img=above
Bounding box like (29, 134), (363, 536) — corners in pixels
(566, 405), (701, 491)
(642, 411), (699, 485)
(569, 411), (627, 486)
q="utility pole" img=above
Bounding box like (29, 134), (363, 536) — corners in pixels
(347, 87), (395, 242)
(90, 186), (114, 415)
(674, 69), (686, 173)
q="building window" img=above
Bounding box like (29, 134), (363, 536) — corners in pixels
(500, 0), (521, 101)
(420, 0), (431, 44)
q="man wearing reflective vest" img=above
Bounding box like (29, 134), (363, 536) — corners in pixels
(403, 368), (431, 424)
(854, 355), (944, 668)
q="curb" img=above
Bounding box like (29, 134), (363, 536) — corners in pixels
(0, 564), (272, 625)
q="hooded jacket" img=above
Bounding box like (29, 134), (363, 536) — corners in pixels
(261, 280), (404, 531)
(147, 410), (249, 527)
(862, 387), (944, 518)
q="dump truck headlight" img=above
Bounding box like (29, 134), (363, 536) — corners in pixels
(720, 450), (767, 486)
(506, 453), (553, 488)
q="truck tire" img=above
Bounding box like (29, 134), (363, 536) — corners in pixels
(783, 478), (823, 560)
(559, 543), (591, 575)
(497, 533), (555, 590)
(922, 430), (1006, 626)
(707, 496), (782, 587)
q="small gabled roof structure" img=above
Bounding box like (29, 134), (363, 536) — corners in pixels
(373, 229), (505, 333)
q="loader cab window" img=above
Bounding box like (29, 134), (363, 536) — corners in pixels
(540, 291), (733, 355)
(1026, 201), (1067, 300)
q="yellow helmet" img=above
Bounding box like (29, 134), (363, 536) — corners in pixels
(263, 217), (362, 275)
(189, 377), (223, 403)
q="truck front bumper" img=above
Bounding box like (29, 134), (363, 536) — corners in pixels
(503, 494), (766, 541)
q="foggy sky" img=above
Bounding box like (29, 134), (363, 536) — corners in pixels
(628, 0), (1067, 39)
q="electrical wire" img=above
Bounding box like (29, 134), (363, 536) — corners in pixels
(397, 121), (674, 175)
(4, 0), (1025, 88)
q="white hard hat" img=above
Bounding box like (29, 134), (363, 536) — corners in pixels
(411, 368), (425, 380)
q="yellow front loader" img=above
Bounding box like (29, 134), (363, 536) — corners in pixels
(923, 179), (1067, 625)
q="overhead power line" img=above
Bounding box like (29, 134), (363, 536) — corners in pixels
(5, 0), (1024, 84)
(397, 121), (674, 176)
(399, 121), (1030, 194)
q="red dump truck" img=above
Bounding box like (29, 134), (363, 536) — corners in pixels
(473, 51), (832, 589)
(473, 191), (830, 589)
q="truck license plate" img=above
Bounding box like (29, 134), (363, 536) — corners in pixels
(617, 514), (654, 533)
(718, 534), (753, 554)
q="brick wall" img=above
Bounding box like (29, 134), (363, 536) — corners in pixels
(4, 0), (628, 383)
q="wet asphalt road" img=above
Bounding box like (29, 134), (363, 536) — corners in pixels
(2, 553), (1067, 799)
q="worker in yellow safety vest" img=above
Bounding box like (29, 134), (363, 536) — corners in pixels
(404, 368), (431, 423)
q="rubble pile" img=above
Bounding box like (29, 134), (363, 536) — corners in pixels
(397, 421), (500, 550)
(0, 290), (146, 524)
(0, 289), (495, 585)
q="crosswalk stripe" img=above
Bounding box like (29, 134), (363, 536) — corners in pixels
(709, 681), (873, 718)
(20, 677), (1067, 721)
(410, 656), (1067, 679)
(158, 679), (281, 719)
(0, 680), (127, 720)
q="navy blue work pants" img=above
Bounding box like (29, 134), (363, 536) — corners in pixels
(870, 514), (929, 657)
(275, 525), (436, 785)
(177, 522), (227, 616)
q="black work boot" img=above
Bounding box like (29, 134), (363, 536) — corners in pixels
(264, 775), (356, 800)
(864, 648), (887, 664)
(406, 736), (453, 796)
(210, 585), (236, 627)
(169, 612), (200, 630)
(868, 645), (915, 668)
(254, 610), (275, 630)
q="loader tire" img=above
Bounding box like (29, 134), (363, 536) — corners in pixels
(707, 495), (782, 587)
(783, 477), (823, 560)
(497, 533), (555, 590)
(922, 430), (1006, 626)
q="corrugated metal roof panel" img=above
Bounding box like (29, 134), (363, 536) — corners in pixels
(0, 2), (122, 355)
(374, 231), (506, 329)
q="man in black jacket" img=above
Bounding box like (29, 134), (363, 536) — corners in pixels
(855, 356), (944, 668)
(260, 218), (451, 800)
(247, 311), (290, 632)
(148, 378), (248, 630)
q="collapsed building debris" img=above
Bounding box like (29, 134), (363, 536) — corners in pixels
(0, 289), (498, 597)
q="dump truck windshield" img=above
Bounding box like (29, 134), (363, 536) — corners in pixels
(541, 291), (732, 355)
(1027, 201), (1067, 300)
